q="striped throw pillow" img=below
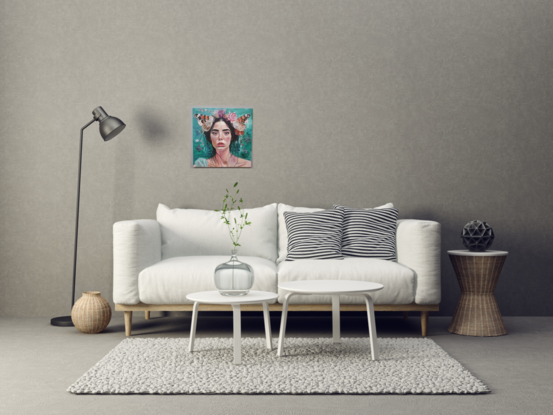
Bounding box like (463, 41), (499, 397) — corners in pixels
(334, 205), (399, 261)
(284, 209), (345, 261)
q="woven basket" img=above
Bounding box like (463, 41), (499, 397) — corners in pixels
(71, 291), (112, 334)
(448, 255), (507, 336)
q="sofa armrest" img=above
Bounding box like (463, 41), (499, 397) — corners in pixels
(113, 220), (161, 305)
(396, 219), (441, 305)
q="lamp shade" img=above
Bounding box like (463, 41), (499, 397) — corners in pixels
(92, 106), (126, 141)
(99, 116), (126, 141)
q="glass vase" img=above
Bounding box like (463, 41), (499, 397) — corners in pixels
(214, 248), (254, 296)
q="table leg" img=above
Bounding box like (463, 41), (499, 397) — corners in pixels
(188, 302), (199, 352)
(277, 292), (295, 357)
(332, 295), (341, 343)
(362, 293), (379, 360)
(232, 304), (241, 365)
(262, 301), (272, 350)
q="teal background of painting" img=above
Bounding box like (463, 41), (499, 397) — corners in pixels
(192, 107), (253, 164)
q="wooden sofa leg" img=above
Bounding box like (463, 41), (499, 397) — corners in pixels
(403, 312), (408, 320)
(421, 311), (429, 337)
(124, 311), (133, 337)
(145, 311), (150, 320)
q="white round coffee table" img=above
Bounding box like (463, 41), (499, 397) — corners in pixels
(277, 280), (384, 360)
(186, 290), (278, 365)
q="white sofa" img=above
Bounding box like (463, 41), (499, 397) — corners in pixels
(113, 203), (441, 336)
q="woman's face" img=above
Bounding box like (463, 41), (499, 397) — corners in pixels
(210, 121), (232, 152)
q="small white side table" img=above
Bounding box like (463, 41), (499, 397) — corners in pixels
(277, 280), (384, 360)
(186, 290), (278, 365)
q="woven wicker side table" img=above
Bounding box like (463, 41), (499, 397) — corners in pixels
(448, 250), (508, 337)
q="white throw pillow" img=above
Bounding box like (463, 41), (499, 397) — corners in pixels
(277, 203), (393, 264)
(157, 203), (278, 262)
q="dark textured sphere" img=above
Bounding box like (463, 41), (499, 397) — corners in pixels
(461, 220), (494, 252)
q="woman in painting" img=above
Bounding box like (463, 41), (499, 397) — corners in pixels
(194, 109), (251, 168)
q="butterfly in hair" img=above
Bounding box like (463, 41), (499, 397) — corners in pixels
(233, 114), (251, 136)
(194, 114), (214, 132)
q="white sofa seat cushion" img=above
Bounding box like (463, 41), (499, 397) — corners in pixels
(138, 256), (277, 304)
(277, 258), (415, 305)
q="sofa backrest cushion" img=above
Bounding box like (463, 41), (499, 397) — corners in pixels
(157, 203), (278, 262)
(277, 203), (394, 264)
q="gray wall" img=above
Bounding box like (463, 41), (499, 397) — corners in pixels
(1, 0), (552, 317)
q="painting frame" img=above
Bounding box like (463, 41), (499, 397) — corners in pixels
(191, 107), (253, 168)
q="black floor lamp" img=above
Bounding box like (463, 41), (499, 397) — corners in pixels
(51, 107), (126, 327)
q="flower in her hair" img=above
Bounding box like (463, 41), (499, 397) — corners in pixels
(227, 112), (237, 123)
(217, 109), (226, 118)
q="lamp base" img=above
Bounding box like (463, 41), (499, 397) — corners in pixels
(51, 316), (74, 327)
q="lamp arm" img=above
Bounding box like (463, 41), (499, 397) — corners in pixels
(71, 118), (96, 307)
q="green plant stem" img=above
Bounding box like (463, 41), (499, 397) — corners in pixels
(218, 183), (250, 250)
(222, 209), (246, 247)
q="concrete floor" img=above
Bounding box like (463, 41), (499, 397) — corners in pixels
(1, 314), (552, 415)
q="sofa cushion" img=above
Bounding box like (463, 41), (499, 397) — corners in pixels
(284, 209), (345, 261)
(334, 205), (399, 261)
(157, 203), (277, 262)
(277, 204), (324, 264)
(138, 256), (277, 304)
(277, 258), (415, 304)
(277, 203), (394, 264)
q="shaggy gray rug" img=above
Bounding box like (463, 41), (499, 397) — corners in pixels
(68, 337), (489, 394)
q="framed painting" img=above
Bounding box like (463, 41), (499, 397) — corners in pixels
(192, 107), (253, 168)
